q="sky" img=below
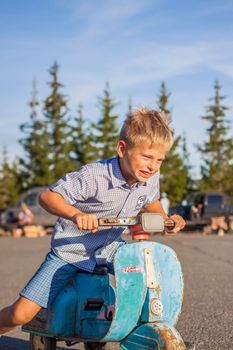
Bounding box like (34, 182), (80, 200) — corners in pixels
(1, 0), (233, 179)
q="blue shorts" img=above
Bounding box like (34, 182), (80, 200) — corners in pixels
(20, 251), (80, 308)
(20, 250), (114, 308)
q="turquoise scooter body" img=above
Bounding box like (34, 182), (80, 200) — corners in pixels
(23, 213), (187, 350)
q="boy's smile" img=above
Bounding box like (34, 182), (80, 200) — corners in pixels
(117, 140), (169, 187)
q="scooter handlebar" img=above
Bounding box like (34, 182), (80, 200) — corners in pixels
(98, 213), (175, 233)
(164, 218), (176, 231)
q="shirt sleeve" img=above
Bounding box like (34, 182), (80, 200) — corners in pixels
(49, 166), (95, 205)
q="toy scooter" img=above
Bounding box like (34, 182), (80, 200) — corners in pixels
(22, 213), (192, 350)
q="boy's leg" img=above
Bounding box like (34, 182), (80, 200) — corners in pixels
(0, 251), (79, 335)
(0, 296), (41, 334)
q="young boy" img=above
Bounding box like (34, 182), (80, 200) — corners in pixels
(0, 106), (185, 335)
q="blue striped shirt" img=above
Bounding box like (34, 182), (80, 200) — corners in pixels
(50, 156), (160, 271)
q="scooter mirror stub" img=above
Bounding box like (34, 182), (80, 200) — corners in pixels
(139, 213), (164, 233)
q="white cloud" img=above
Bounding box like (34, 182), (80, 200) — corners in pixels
(72, 0), (148, 22)
(59, 38), (233, 117)
(84, 40), (233, 88)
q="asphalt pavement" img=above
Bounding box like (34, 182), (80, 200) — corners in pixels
(0, 233), (233, 350)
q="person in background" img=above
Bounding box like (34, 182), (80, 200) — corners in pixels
(18, 202), (34, 226)
(160, 192), (170, 215)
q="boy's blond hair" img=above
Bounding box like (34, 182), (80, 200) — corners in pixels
(119, 106), (173, 149)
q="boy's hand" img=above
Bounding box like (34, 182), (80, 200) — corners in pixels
(166, 214), (186, 234)
(71, 213), (99, 233)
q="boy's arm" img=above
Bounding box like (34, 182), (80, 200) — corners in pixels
(143, 199), (169, 219)
(39, 190), (98, 232)
(143, 199), (185, 234)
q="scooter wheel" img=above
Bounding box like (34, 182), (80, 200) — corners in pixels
(84, 342), (106, 350)
(185, 341), (195, 350)
(30, 333), (56, 350)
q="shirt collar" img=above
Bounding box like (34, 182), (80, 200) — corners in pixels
(109, 157), (148, 189)
(110, 157), (128, 188)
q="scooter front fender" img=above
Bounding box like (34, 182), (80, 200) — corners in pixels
(120, 322), (187, 350)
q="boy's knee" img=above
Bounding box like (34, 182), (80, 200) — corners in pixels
(10, 306), (33, 325)
(10, 299), (41, 326)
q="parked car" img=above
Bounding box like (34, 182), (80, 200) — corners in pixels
(0, 187), (57, 228)
(170, 192), (233, 232)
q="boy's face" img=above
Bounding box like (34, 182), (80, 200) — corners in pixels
(117, 140), (169, 187)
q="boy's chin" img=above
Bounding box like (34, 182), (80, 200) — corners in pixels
(136, 176), (148, 183)
(138, 173), (152, 181)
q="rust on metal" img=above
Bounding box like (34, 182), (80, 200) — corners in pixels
(156, 324), (187, 350)
(154, 284), (161, 296)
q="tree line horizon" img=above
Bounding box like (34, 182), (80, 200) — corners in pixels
(0, 62), (233, 209)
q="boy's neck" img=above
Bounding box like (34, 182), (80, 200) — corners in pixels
(117, 156), (139, 188)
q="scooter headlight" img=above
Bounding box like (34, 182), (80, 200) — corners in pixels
(150, 298), (163, 317)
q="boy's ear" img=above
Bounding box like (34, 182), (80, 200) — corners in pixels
(117, 140), (126, 158)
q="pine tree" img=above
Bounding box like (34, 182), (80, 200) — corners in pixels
(181, 132), (190, 170)
(157, 82), (188, 205)
(92, 83), (119, 160)
(19, 79), (51, 187)
(43, 62), (75, 182)
(225, 164), (233, 201)
(128, 97), (133, 115)
(71, 104), (97, 166)
(198, 80), (233, 199)
(158, 82), (172, 123)
(181, 132), (197, 191)
(0, 148), (20, 209)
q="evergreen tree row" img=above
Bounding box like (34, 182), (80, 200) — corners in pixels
(198, 81), (233, 199)
(19, 63), (120, 187)
(0, 63), (232, 209)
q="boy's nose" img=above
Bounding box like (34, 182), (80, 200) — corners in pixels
(148, 162), (159, 172)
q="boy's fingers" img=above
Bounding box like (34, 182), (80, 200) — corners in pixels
(93, 217), (99, 230)
(165, 229), (177, 235)
(165, 215), (185, 234)
(87, 217), (96, 231)
(83, 216), (89, 230)
(77, 216), (85, 229)
(91, 217), (99, 233)
(71, 213), (99, 231)
(170, 215), (186, 229)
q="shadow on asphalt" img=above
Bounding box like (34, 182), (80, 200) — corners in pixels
(0, 336), (30, 350)
(0, 335), (74, 350)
